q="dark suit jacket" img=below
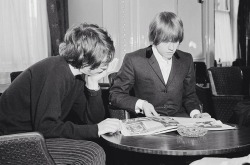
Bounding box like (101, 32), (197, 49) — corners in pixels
(109, 45), (200, 116)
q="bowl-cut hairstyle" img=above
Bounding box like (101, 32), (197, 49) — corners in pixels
(149, 11), (184, 45)
(59, 23), (115, 70)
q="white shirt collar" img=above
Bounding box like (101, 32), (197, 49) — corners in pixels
(152, 45), (172, 64)
(69, 64), (82, 76)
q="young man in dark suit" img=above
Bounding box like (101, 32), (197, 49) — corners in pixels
(110, 11), (210, 118)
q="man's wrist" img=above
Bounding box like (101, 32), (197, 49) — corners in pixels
(85, 75), (100, 90)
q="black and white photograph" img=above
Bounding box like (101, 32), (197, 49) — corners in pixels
(0, 0), (250, 165)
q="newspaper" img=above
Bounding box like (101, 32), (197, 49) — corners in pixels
(120, 116), (178, 136)
(120, 116), (236, 136)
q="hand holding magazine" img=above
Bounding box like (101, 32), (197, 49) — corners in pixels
(120, 116), (236, 136)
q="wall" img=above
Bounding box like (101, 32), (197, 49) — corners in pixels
(178, 0), (203, 61)
(68, 0), (205, 62)
(102, 0), (178, 69)
(68, 0), (103, 27)
(68, 0), (208, 76)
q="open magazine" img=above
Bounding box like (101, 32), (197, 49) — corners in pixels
(120, 116), (236, 136)
(120, 116), (178, 136)
(172, 117), (236, 131)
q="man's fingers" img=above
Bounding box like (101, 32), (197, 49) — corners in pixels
(145, 111), (154, 117)
(201, 113), (211, 118)
(151, 109), (160, 116)
(193, 114), (202, 118)
(193, 113), (211, 118)
(98, 118), (122, 135)
(144, 108), (159, 117)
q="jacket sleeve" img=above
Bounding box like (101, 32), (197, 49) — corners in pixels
(109, 53), (138, 113)
(182, 55), (201, 114)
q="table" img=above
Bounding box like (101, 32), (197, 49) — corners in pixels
(102, 126), (250, 165)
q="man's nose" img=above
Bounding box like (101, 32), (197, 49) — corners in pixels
(168, 43), (174, 51)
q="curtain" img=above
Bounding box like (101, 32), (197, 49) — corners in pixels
(0, 0), (49, 83)
(47, 0), (68, 56)
(238, 0), (250, 66)
(230, 0), (239, 62)
(215, 0), (235, 66)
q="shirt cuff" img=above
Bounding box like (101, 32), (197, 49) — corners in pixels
(135, 99), (146, 113)
(190, 109), (201, 118)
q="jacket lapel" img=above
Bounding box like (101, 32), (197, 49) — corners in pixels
(166, 52), (181, 87)
(146, 46), (165, 85)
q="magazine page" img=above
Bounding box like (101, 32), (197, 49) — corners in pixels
(172, 117), (236, 130)
(121, 116), (178, 136)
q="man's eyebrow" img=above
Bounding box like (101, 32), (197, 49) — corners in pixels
(100, 63), (108, 67)
(100, 66), (108, 69)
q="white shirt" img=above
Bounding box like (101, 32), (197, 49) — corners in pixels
(152, 45), (172, 84)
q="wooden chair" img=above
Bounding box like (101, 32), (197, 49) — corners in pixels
(0, 132), (55, 165)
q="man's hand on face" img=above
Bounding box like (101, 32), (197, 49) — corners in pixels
(85, 68), (107, 90)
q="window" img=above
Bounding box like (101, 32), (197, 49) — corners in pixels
(0, 0), (49, 83)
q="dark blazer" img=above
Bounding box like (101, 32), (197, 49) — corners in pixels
(109, 45), (200, 116)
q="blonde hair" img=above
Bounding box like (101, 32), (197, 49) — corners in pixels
(149, 12), (184, 45)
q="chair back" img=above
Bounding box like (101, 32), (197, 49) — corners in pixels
(194, 62), (209, 85)
(0, 132), (55, 165)
(108, 72), (117, 86)
(208, 67), (243, 95)
(239, 66), (250, 95)
(10, 71), (22, 82)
